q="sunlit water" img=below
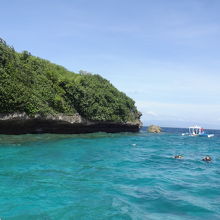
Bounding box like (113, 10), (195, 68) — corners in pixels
(0, 127), (220, 220)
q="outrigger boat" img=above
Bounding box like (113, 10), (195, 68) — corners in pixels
(182, 126), (214, 138)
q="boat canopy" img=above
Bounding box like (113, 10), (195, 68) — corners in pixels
(188, 126), (204, 135)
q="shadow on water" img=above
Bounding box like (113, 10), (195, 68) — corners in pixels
(0, 132), (140, 146)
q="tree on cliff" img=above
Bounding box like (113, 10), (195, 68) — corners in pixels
(0, 39), (140, 123)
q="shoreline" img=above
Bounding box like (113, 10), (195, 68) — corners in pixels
(0, 113), (141, 134)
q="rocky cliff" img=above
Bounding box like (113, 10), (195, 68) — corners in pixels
(0, 113), (142, 134)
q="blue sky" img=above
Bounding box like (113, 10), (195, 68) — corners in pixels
(1, 0), (220, 128)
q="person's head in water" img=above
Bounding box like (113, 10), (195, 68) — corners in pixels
(202, 156), (212, 162)
(174, 155), (183, 159)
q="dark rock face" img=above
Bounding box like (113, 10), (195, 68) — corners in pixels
(0, 113), (141, 134)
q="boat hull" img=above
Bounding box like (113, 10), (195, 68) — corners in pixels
(199, 134), (214, 138)
(182, 133), (214, 138)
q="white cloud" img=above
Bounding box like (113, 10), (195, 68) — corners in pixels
(146, 111), (158, 117)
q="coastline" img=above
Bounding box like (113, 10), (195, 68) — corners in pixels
(0, 113), (142, 134)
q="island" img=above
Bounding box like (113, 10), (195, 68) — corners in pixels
(0, 38), (142, 134)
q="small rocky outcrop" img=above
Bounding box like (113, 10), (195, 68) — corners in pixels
(147, 125), (161, 133)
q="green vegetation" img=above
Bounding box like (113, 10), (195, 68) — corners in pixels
(0, 38), (139, 122)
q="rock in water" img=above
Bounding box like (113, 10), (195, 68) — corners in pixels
(147, 125), (161, 133)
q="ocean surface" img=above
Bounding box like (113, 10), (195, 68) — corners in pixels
(0, 127), (220, 220)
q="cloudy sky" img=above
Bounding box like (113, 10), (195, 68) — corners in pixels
(1, 0), (220, 128)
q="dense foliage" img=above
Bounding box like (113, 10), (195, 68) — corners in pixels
(0, 38), (139, 122)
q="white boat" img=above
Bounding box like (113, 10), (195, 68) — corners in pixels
(182, 126), (214, 138)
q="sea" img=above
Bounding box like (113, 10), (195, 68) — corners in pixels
(0, 127), (220, 220)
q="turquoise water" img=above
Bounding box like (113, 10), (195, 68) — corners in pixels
(0, 128), (220, 220)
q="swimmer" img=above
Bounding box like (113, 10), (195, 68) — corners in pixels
(174, 155), (183, 159)
(202, 156), (212, 162)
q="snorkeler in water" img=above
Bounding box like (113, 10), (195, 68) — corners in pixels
(202, 156), (212, 162)
(174, 155), (183, 159)
(173, 155), (212, 162)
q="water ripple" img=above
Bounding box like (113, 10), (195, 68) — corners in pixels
(0, 129), (220, 219)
